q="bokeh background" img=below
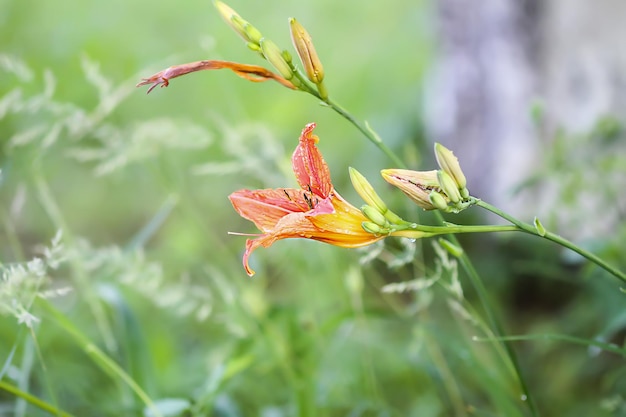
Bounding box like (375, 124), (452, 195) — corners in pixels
(2, 0), (626, 416)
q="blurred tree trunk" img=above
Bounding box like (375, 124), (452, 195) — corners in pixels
(426, 0), (541, 214)
(427, 0), (626, 238)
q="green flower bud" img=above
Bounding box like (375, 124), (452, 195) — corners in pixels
(428, 191), (449, 211)
(349, 167), (388, 214)
(437, 170), (461, 204)
(362, 221), (384, 235)
(361, 205), (389, 228)
(434, 142), (467, 190)
(246, 42), (262, 53)
(281, 50), (293, 64)
(260, 39), (294, 80)
(215, 2), (250, 42)
(243, 22), (263, 45)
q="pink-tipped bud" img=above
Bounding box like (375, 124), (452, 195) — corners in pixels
(381, 168), (442, 211)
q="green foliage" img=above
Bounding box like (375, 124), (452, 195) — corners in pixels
(2, 0), (626, 416)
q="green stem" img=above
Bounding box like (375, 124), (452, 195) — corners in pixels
(0, 380), (75, 417)
(325, 98), (405, 167)
(394, 223), (520, 236)
(290, 65), (405, 167)
(476, 200), (626, 283)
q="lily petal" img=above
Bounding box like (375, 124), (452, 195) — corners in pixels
(291, 123), (332, 198)
(229, 188), (312, 232)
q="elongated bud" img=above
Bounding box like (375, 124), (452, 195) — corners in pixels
(289, 18), (325, 84)
(428, 191), (449, 211)
(381, 168), (441, 210)
(437, 170), (461, 203)
(361, 205), (389, 228)
(349, 167), (388, 214)
(434, 143), (467, 190)
(215, 1), (262, 45)
(260, 39), (294, 80)
(362, 221), (384, 235)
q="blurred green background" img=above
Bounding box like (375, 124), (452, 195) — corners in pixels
(2, 0), (626, 416)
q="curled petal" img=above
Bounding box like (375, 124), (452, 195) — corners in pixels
(291, 123), (333, 198)
(136, 60), (296, 94)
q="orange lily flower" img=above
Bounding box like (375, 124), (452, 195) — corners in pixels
(229, 123), (383, 276)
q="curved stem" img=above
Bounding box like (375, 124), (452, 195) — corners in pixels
(325, 98), (405, 167)
(476, 200), (626, 283)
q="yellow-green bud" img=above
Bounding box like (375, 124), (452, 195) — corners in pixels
(437, 170), (461, 204)
(289, 17), (325, 84)
(361, 205), (389, 228)
(215, 2), (250, 42)
(362, 221), (384, 235)
(428, 191), (449, 211)
(260, 39), (294, 80)
(349, 167), (388, 214)
(243, 23), (263, 44)
(246, 42), (262, 53)
(533, 217), (546, 237)
(281, 50), (293, 64)
(434, 142), (467, 190)
(381, 168), (441, 211)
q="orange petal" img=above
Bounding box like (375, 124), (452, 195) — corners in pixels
(229, 188), (311, 232)
(291, 123), (333, 198)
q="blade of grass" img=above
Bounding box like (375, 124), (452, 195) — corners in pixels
(474, 333), (626, 356)
(37, 299), (163, 417)
(0, 380), (75, 417)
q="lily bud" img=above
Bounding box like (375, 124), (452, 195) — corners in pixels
(428, 191), (449, 211)
(362, 221), (384, 235)
(289, 18), (325, 84)
(260, 39), (294, 80)
(349, 167), (388, 215)
(434, 143), (467, 190)
(437, 170), (461, 204)
(215, 1), (259, 44)
(243, 22), (263, 45)
(381, 169), (441, 210)
(361, 205), (389, 228)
